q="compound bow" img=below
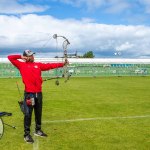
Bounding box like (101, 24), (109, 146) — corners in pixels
(43, 34), (70, 85)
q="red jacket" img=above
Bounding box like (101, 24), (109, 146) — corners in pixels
(8, 55), (64, 92)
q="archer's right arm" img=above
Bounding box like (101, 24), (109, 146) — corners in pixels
(7, 55), (22, 69)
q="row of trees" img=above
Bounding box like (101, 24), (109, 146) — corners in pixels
(55, 50), (95, 58)
(79, 51), (95, 58)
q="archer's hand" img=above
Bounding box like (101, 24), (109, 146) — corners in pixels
(64, 59), (69, 66)
(21, 55), (29, 61)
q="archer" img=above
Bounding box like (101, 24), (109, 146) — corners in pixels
(7, 50), (68, 144)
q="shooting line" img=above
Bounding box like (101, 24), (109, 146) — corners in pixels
(43, 115), (150, 124)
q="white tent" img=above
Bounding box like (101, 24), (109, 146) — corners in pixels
(1, 57), (150, 64)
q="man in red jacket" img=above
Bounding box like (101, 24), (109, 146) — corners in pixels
(8, 50), (68, 144)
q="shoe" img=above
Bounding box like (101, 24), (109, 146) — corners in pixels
(34, 130), (48, 137)
(24, 134), (34, 144)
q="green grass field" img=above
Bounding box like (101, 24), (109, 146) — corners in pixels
(0, 77), (150, 150)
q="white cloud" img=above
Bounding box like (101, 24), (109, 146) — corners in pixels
(0, 0), (49, 14)
(105, 0), (130, 14)
(59, 0), (130, 13)
(0, 14), (150, 58)
(116, 42), (134, 51)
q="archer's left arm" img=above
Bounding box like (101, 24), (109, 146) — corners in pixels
(39, 62), (64, 71)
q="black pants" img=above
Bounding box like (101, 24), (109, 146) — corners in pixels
(24, 92), (43, 136)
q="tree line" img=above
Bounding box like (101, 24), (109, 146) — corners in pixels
(79, 51), (95, 58)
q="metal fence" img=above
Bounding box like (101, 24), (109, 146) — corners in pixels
(0, 62), (150, 78)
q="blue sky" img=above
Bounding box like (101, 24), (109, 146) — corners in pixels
(0, 0), (150, 58)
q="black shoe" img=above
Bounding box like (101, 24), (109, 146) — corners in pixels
(34, 130), (47, 137)
(24, 134), (34, 144)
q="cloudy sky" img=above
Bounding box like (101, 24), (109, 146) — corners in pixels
(1, 0), (150, 58)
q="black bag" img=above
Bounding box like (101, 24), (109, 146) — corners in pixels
(18, 101), (25, 114)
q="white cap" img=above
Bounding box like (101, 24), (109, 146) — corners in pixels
(23, 50), (35, 56)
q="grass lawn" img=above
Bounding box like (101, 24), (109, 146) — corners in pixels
(0, 77), (150, 150)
